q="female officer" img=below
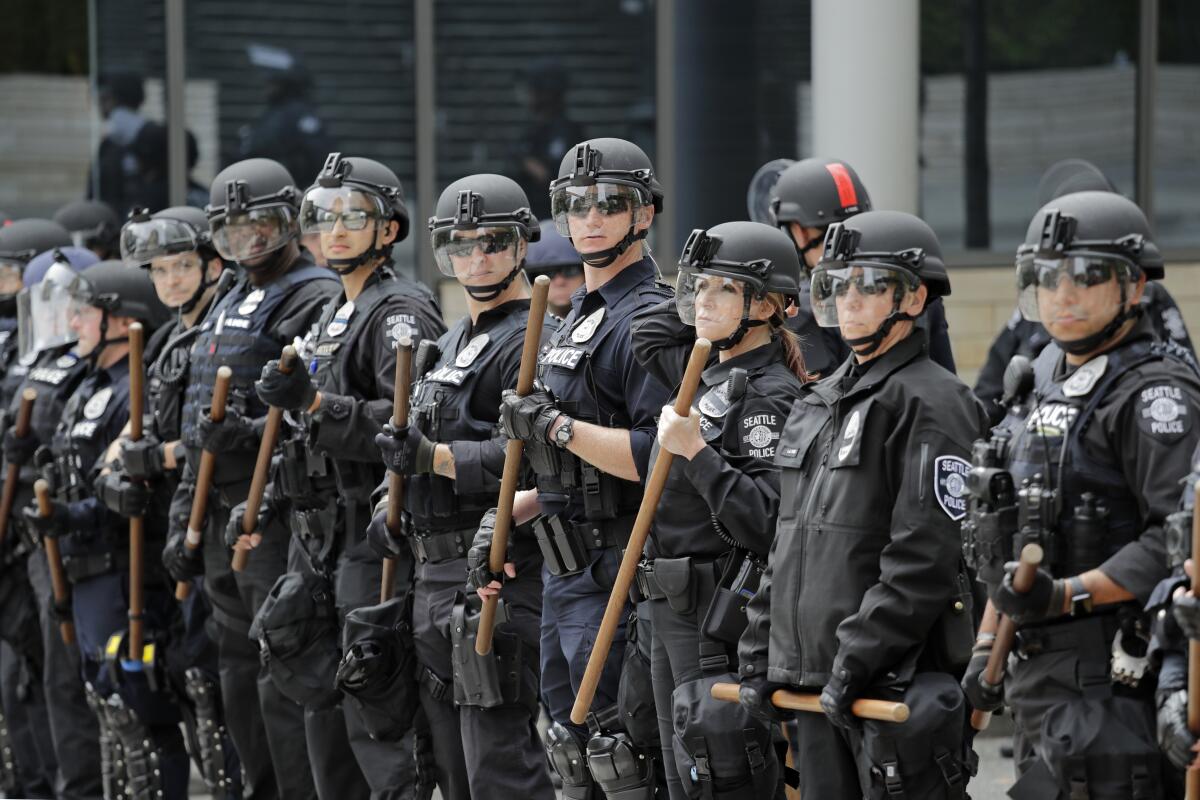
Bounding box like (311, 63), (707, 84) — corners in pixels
(629, 220), (808, 799)
(368, 174), (555, 799)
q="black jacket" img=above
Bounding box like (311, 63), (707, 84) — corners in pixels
(739, 329), (987, 693)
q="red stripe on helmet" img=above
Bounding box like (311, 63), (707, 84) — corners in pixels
(825, 163), (859, 211)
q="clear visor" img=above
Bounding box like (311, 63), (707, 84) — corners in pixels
(299, 187), (387, 235)
(121, 217), (202, 266)
(1015, 252), (1132, 323)
(810, 263), (913, 328)
(210, 205), (296, 262)
(549, 183), (642, 237)
(675, 267), (752, 332)
(431, 224), (523, 280)
(18, 262), (79, 360)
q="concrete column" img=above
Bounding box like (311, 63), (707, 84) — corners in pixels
(811, 0), (920, 214)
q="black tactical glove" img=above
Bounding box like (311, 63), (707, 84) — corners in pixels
(21, 500), (69, 539)
(1158, 689), (1198, 770)
(737, 674), (793, 725)
(991, 563), (1066, 626)
(2, 427), (38, 467)
(162, 529), (204, 584)
(255, 358), (318, 412)
(196, 407), (258, 454)
(499, 388), (560, 444)
(466, 509), (509, 591)
(819, 667), (861, 730)
(120, 435), (165, 480)
(94, 471), (151, 518)
(961, 643), (1004, 713)
(365, 507), (408, 560)
(375, 423), (436, 476)
(224, 499), (273, 549)
(1173, 592), (1200, 640)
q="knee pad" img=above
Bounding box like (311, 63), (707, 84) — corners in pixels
(586, 729), (655, 800)
(545, 722), (601, 800)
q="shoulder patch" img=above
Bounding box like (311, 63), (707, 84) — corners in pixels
(386, 312), (417, 349)
(934, 455), (971, 521)
(740, 409), (782, 459)
(1136, 383), (1193, 441)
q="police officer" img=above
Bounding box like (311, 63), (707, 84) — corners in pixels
(629, 221), (809, 799)
(362, 173), (552, 799)
(962, 191), (1200, 798)
(170, 157), (340, 799)
(103, 206), (243, 798)
(490, 137), (674, 798)
(740, 210), (985, 799)
(766, 157), (957, 377)
(522, 220), (584, 318)
(53, 199), (121, 260)
(973, 160), (1193, 424)
(248, 153), (444, 799)
(3, 244), (105, 799)
(19, 260), (185, 799)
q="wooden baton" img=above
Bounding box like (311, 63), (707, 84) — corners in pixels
(970, 543), (1044, 731)
(127, 323), (146, 661)
(0, 388), (37, 548)
(231, 347), (299, 573)
(1187, 481), (1200, 800)
(35, 479), (75, 645)
(710, 681), (910, 724)
(569, 337), (712, 724)
(380, 337), (414, 604)
(475, 275), (551, 656)
(175, 367), (233, 600)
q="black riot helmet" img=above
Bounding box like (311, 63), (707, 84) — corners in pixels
(429, 174), (539, 301)
(66, 259), (170, 359)
(206, 158), (300, 269)
(549, 138), (662, 268)
(0, 219), (72, 317)
(122, 206), (226, 314)
(1035, 159), (1116, 209)
(811, 210), (948, 356)
(1015, 190), (1162, 356)
(53, 200), (121, 257)
(675, 221), (802, 350)
(299, 153), (411, 274)
(769, 158), (872, 256)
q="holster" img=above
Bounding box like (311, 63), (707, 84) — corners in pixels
(450, 595), (536, 714)
(701, 553), (762, 648)
(291, 501), (339, 575)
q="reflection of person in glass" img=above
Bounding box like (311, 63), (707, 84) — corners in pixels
(510, 59), (584, 220)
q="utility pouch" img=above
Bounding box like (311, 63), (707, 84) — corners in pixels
(702, 553), (763, 647)
(654, 557), (697, 616)
(533, 514), (589, 577)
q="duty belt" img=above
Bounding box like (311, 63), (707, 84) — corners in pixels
(410, 527), (473, 564)
(532, 513), (635, 578)
(1012, 612), (1122, 659)
(62, 551), (129, 584)
(635, 560), (668, 601)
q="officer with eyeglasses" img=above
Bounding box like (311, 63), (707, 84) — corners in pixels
(962, 191), (1200, 798)
(482, 137), (674, 798)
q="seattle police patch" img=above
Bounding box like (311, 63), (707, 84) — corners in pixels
(934, 455), (971, 521)
(1137, 384), (1192, 441)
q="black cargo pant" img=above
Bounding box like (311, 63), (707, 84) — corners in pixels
(0, 638), (56, 797)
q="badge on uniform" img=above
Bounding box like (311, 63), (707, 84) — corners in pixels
(1062, 354), (1107, 398)
(837, 409), (862, 463)
(934, 455), (971, 521)
(237, 289), (266, 317)
(1137, 384), (1192, 441)
(326, 300), (355, 337)
(571, 307), (605, 343)
(56, 354), (76, 368)
(698, 383), (731, 419)
(455, 334), (490, 368)
(84, 387), (113, 420)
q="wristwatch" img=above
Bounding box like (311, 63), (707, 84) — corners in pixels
(553, 416), (575, 449)
(1067, 576), (1093, 617)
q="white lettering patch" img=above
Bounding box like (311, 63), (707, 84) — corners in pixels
(934, 455), (971, 521)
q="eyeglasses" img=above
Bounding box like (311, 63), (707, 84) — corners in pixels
(441, 229), (517, 258)
(308, 208), (380, 233)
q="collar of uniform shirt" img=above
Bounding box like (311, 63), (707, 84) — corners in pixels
(700, 336), (785, 388)
(571, 257), (657, 316)
(468, 298), (532, 337)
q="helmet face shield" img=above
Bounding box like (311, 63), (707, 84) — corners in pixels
(299, 186), (388, 235)
(19, 261), (80, 360)
(121, 217), (203, 266)
(675, 267), (753, 338)
(1016, 250), (1133, 324)
(210, 205), (296, 262)
(549, 183), (642, 237)
(810, 263), (915, 329)
(431, 224), (523, 281)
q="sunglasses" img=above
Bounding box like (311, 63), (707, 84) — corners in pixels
(814, 266), (907, 300)
(442, 229), (517, 258)
(556, 186), (637, 219)
(1023, 255), (1125, 291)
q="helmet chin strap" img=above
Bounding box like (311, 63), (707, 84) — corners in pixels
(841, 286), (917, 357)
(464, 263), (522, 302)
(178, 267), (219, 315)
(576, 224), (648, 268)
(710, 291), (767, 351)
(326, 230), (393, 275)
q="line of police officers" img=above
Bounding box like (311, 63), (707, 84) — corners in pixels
(0, 133), (1197, 800)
